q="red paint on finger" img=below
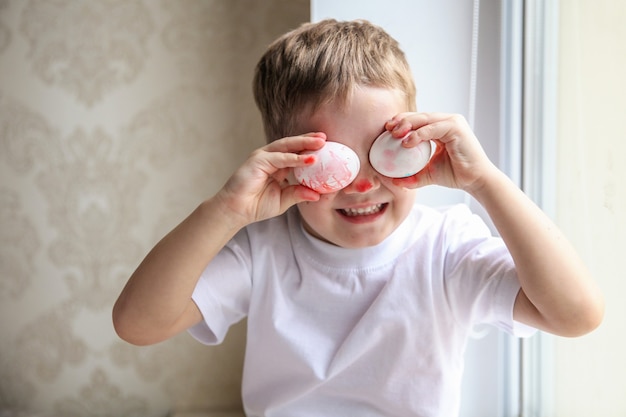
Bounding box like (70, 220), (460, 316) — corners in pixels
(303, 155), (316, 165)
(393, 175), (419, 188)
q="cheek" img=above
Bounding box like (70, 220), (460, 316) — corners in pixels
(393, 188), (418, 212)
(297, 198), (332, 225)
(296, 200), (335, 241)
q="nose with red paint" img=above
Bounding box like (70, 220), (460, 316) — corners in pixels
(354, 179), (373, 193)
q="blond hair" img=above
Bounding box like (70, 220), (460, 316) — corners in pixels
(253, 19), (417, 142)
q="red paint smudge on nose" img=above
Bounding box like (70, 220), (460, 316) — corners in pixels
(355, 179), (373, 193)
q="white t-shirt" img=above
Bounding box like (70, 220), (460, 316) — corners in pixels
(189, 203), (534, 417)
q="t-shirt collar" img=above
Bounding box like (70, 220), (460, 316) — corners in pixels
(289, 207), (418, 270)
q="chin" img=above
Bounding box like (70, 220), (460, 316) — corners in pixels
(332, 233), (390, 249)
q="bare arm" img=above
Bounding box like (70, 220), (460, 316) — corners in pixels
(113, 133), (325, 345)
(470, 168), (604, 336)
(112, 199), (241, 345)
(387, 113), (604, 337)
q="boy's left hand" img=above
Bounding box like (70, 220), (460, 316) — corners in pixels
(386, 114), (603, 337)
(385, 112), (498, 194)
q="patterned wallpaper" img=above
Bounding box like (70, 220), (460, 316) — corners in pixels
(0, 1), (309, 416)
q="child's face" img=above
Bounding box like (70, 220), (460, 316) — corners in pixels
(294, 86), (417, 248)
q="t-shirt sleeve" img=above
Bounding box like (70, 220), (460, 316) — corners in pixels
(442, 205), (536, 338)
(188, 228), (252, 345)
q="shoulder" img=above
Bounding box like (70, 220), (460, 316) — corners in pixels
(234, 210), (297, 253)
(406, 203), (505, 274)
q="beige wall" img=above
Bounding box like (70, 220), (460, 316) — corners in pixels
(554, 0), (626, 415)
(0, 1), (308, 416)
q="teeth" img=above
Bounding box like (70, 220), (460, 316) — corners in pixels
(341, 204), (384, 217)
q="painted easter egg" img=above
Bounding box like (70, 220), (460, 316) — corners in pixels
(369, 131), (433, 178)
(293, 142), (360, 194)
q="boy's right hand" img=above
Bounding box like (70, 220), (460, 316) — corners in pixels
(215, 132), (326, 227)
(113, 134), (326, 346)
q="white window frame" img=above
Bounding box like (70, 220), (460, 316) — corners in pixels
(519, 1), (559, 416)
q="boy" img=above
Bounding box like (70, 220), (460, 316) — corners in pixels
(113, 19), (603, 416)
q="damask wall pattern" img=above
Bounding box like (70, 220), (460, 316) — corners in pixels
(0, 1), (309, 416)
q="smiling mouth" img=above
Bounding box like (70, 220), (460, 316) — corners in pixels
(339, 203), (386, 217)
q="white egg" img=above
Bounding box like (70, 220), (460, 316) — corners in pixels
(293, 142), (360, 193)
(369, 131), (433, 178)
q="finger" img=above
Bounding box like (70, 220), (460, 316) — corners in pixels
(272, 167), (291, 185)
(387, 113), (468, 141)
(392, 175), (420, 189)
(264, 132), (326, 153)
(279, 184), (320, 211)
(257, 149), (319, 174)
(407, 120), (473, 151)
(401, 123), (449, 148)
(390, 112), (453, 126)
(392, 169), (432, 189)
